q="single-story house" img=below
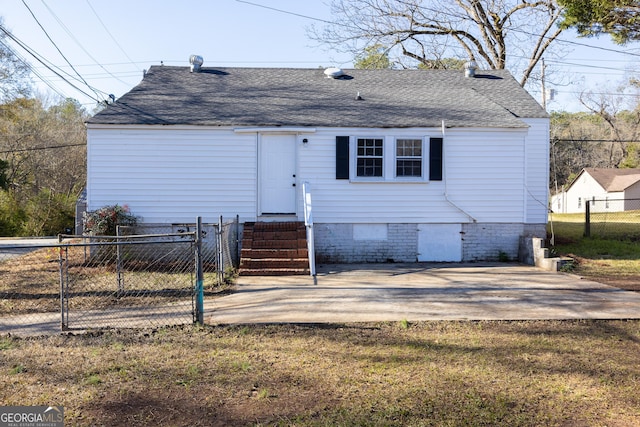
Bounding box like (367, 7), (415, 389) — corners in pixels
(85, 59), (549, 264)
(551, 167), (640, 213)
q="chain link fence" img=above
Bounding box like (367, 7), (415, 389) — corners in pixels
(0, 216), (240, 335)
(585, 199), (640, 239)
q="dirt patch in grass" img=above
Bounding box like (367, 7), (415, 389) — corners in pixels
(1, 321), (639, 426)
(567, 255), (640, 292)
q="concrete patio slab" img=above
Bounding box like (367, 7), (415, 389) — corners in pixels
(206, 263), (640, 324)
(4, 263), (640, 337)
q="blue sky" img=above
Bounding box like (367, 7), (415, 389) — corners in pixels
(2, 0), (639, 113)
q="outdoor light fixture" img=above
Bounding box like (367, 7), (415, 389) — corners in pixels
(302, 138), (309, 144)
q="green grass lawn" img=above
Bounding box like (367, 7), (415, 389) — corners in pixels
(1, 321), (639, 426)
(548, 212), (640, 288)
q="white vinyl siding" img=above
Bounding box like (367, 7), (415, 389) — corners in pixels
(87, 122), (549, 227)
(298, 127), (533, 224)
(522, 118), (550, 223)
(87, 127), (257, 223)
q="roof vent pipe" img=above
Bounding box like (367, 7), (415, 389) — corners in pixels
(190, 55), (204, 72)
(464, 60), (477, 78)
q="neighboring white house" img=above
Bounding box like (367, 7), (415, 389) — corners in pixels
(85, 61), (549, 262)
(551, 168), (640, 214)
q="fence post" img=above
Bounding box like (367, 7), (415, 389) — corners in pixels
(236, 214), (240, 269)
(584, 200), (591, 237)
(58, 241), (68, 331)
(218, 215), (224, 285)
(195, 216), (204, 325)
(116, 225), (124, 296)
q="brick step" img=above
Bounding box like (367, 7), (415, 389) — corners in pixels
(250, 239), (307, 249)
(251, 222), (301, 232)
(240, 248), (308, 259)
(239, 221), (309, 276)
(240, 258), (310, 270)
(240, 268), (309, 276)
(247, 230), (304, 241)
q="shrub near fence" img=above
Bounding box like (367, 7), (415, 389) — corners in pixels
(585, 199), (640, 240)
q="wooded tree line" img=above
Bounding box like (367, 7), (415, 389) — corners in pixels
(551, 107), (640, 189)
(0, 96), (87, 236)
(0, 19), (87, 235)
(0, 1), (638, 235)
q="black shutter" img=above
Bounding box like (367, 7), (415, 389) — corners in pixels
(336, 136), (350, 179)
(429, 137), (443, 181)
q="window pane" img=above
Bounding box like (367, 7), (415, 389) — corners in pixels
(357, 158), (383, 176)
(356, 138), (383, 177)
(397, 139), (422, 157)
(396, 139), (422, 177)
(397, 159), (422, 177)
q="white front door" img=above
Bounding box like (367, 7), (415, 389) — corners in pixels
(417, 224), (462, 262)
(259, 134), (297, 215)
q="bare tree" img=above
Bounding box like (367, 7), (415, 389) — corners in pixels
(551, 111), (613, 189)
(578, 81), (640, 168)
(310, 0), (565, 86)
(0, 18), (32, 102)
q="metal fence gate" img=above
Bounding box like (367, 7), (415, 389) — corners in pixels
(0, 216), (239, 335)
(58, 231), (198, 331)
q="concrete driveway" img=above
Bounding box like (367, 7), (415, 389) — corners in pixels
(4, 262), (640, 337)
(0, 237), (59, 261)
(206, 263), (640, 323)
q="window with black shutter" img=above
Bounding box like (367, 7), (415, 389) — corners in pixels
(336, 136), (349, 179)
(429, 137), (443, 181)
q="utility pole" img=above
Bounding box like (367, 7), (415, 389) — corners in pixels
(541, 58), (547, 110)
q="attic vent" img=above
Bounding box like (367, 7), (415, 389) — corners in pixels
(324, 67), (344, 79)
(190, 55), (204, 72)
(464, 60), (477, 78)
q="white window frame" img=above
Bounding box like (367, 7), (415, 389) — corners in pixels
(394, 137), (425, 180)
(354, 137), (385, 180)
(349, 135), (430, 183)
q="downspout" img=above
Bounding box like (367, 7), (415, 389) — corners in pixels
(441, 120), (477, 223)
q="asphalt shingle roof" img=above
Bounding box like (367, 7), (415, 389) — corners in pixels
(584, 167), (640, 192)
(87, 66), (548, 128)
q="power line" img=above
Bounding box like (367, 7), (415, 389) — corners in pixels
(543, 59), (635, 73)
(235, 0), (337, 26)
(0, 24), (105, 102)
(0, 38), (67, 99)
(21, 0), (102, 101)
(553, 139), (640, 143)
(84, 0), (140, 72)
(237, 0), (640, 60)
(0, 143), (85, 154)
(39, 0), (132, 87)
